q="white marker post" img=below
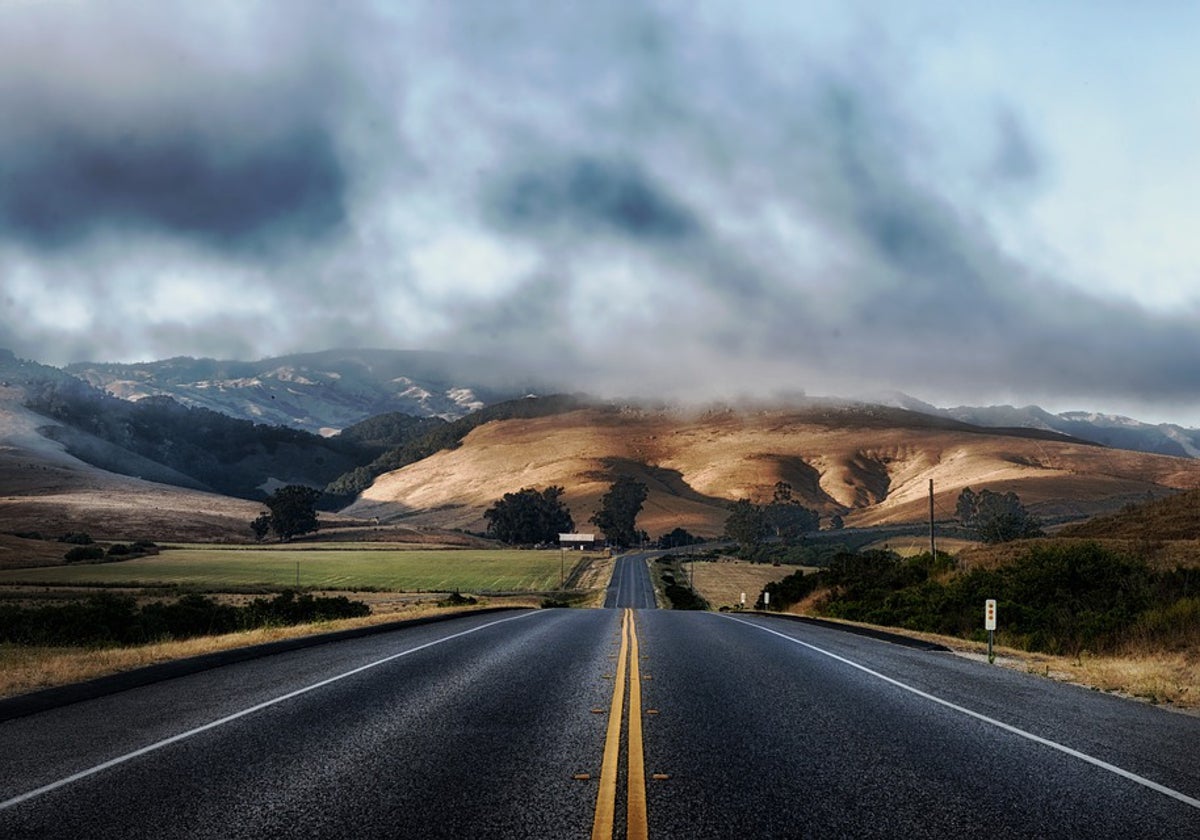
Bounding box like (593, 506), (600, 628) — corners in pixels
(985, 599), (997, 664)
(763, 591), (770, 609)
(740, 592), (746, 611)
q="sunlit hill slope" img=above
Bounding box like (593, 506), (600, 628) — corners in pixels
(347, 404), (1200, 536)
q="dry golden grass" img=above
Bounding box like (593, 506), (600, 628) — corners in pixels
(574, 553), (617, 608)
(690, 560), (811, 610)
(774, 610), (1200, 712)
(346, 406), (1200, 538)
(0, 597), (543, 700)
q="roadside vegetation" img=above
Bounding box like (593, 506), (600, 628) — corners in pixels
(758, 542), (1200, 659)
(0, 591), (370, 647)
(653, 555), (708, 610)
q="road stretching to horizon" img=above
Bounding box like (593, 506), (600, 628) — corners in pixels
(2, 553), (1198, 838)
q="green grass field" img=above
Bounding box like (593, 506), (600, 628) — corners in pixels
(0, 548), (582, 592)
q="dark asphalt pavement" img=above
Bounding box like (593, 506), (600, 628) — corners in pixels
(1, 556), (1198, 838)
(604, 554), (658, 609)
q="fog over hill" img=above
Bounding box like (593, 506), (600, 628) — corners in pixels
(65, 348), (544, 434)
(8, 347), (1200, 461)
(864, 391), (1200, 460)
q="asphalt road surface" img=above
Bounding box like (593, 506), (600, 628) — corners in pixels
(2, 555), (1198, 838)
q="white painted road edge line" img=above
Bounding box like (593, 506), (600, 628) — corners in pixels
(0, 610), (540, 812)
(723, 614), (1200, 811)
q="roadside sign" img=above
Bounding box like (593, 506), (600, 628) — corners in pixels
(985, 599), (997, 631)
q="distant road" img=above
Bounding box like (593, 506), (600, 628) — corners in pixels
(604, 553), (658, 609)
(2, 558), (1198, 838)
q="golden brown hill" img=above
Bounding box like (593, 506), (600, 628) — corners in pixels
(346, 404), (1200, 536)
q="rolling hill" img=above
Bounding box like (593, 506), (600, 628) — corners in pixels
(345, 403), (1200, 537)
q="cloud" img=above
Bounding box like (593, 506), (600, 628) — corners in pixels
(0, 124), (346, 253)
(1, 2), (1199, 423)
(485, 156), (701, 242)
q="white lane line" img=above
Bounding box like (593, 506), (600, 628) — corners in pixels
(723, 614), (1200, 811)
(614, 556), (625, 608)
(1, 611), (540, 812)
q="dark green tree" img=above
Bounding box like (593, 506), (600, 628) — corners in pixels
(763, 483), (820, 545)
(724, 499), (769, 554)
(250, 513), (272, 542)
(658, 527), (701, 549)
(590, 476), (648, 547)
(484, 486), (575, 544)
(956, 487), (1044, 544)
(262, 485), (322, 542)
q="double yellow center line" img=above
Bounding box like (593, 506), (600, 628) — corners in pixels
(592, 607), (648, 840)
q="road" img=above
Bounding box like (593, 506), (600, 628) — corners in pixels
(1, 554), (1197, 838)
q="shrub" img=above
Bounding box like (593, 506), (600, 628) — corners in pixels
(64, 545), (106, 562)
(58, 532), (93, 545)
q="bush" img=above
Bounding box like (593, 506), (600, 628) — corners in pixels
(64, 545), (106, 562)
(437, 591), (479, 607)
(58, 532), (94, 545)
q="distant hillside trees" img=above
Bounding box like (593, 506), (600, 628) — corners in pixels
(763, 482), (820, 545)
(484, 486), (575, 545)
(957, 487), (1044, 544)
(726, 483), (820, 556)
(657, 527), (704, 549)
(590, 476), (648, 547)
(256, 485), (322, 542)
(724, 499), (769, 553)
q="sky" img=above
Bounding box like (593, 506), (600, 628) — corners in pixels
(2, 1), (1200, 424)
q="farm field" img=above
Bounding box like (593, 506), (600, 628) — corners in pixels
(689, 560), (813, 610)
(0, 548), (592, 592)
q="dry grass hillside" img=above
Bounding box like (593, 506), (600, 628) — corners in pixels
(348, 405), (1200, 536)
(0, 393), (264, 543)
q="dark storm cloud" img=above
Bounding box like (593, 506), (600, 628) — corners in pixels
(0, 124), (346, 253)
(486, 156), (701, 242)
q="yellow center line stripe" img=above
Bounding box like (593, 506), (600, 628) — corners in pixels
(626, 610), (648, 840)
(592, 609), (630, 840)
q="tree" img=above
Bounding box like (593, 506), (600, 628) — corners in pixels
(261, 485), (322, 542)
(724, 499), (769, 554)
(590, 476), (648, 547)
(659, 527), (702, 549)
(762, 483), (820, 545)
(250, 513), (272, 542)
(483, 486), (575, 544)
(956, 487), (1043, 544)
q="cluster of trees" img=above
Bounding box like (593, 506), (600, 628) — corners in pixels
(724, 482), (820, 555)
(483, 486), (575, 545)
(956, 487), (1043, 544)
(481, 475), (651, 548)
(251, 486), (322, 542)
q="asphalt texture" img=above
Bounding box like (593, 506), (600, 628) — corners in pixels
(2, 555), (1198, 838)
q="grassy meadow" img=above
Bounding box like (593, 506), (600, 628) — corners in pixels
(0, 547), (589, 592)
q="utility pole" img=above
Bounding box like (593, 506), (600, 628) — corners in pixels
(929, 478), (936, 559)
